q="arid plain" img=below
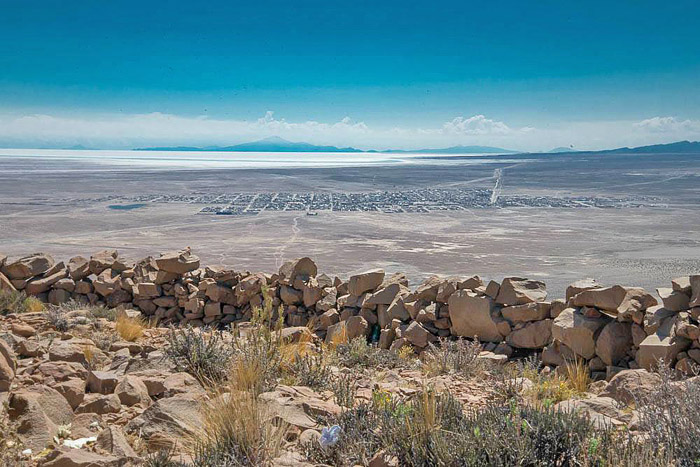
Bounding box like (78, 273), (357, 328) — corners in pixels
(1, 151), (699, 296)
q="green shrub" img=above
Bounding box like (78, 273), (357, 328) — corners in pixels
(0, 289), (43, 315)
(422, 337), (483, 377)
(164, 326), (234, 386)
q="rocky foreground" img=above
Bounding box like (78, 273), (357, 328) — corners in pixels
(0, 249), (699, 465)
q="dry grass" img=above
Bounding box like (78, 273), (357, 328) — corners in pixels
(0, 289), (44, 314)
(521, 359), (591, 406)
(327, 323), (348, 348)
(115, 314), (145, 342)
(82, 344), (97, 369)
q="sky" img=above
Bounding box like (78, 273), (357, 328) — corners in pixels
(1, 0), (699, 152)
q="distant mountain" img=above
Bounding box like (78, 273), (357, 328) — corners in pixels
(137, 136), (363, 153)
(137, 137), (515, 154)
(382, 145), (516, 154)
(548, 146), (577, 153)
(599, 140), (700, 154)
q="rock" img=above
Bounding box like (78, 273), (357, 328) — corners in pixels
(369, 449), (400, 467)
(89, 249), (119, 275)
(203, 301), (222, 317)
(55, 378), (86, 410)
(402, 321), (433, 348)
(346, 315), (369, 339)
(36, 361), (88, 383)
(280, 285), (304, 305)
(601, 369), (661, 405)
(570, 285), (657, 318)
(656, 287), (690, 311)
(17, 339), (43, 358)
(259, 385), (341, 430)
(387, 295), (410, 321)
(115, 375), (152, 407)
(495, 277), (547, 306)
(11, 322), (36, 338)
(8, 385), (74, 451)
(366, 283), (406, 306)
(67, 256), (90, 280)
(448, 290), (503, 342)
(93, 270), (121, 297)
(24, 268), (67, 295)
(278, 257), (318, 285)
(0, 271), (16, 292)
(690, 275), (700, 307)
(595, 321), (633, 366)
(41, 447), (122, 467)
(348, 269), (385, 296)
(506, 320), (552, 349)
(378, 328), (395, 349)
(126, 394), (204, 440)
(53, 278), (75, 292)
(554, 396), (627, 429)
(636, 332), (690, 370)
(551, 308), (608, 359)
(2, 253), (55, 280)
(133, 282), (161, 300)
(501, 302), (551, 323)
(155, 248), (200, 274)
(50, 343), (88, 365)
(76, 393), (121, 414)
(96, 426), (139, 461)
(566, 278), (601, 301)
(412, 276), (442, 302)
(318, 309), (340, 330)
(0, 341), (16, 391)
(280, 326), (314, 343)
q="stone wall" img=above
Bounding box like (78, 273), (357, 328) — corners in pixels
(1, 249), (699, 378)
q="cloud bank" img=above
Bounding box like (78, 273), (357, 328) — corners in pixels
(0, 111), (698, 152)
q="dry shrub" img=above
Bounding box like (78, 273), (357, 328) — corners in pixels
(164, 327), (234, 386)
(422, 337), (483, 377)
(115, 314), (145, 341)
(0, 289), (44, 314)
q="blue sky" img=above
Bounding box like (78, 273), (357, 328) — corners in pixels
(1, 0), (699, 151)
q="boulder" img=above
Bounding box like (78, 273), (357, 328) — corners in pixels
(570, 285), (657, 318)
(551, 308), (608, 359)
(495, 278), (547, 306)
(96, 426), (139, 461)
(87, 371), (120, 394)
(55, 378), (86, 410)
(41, 447), (121, 467)
(656, 287), (690, 311)
(259, 385), (340, 430)
(366, 283), (406, 306)
(0, 271), (15, 292)
(346, 315), (370, 340)
(2, 253), (55, 280)
(93, 270), (121, 297)
(348, 269), (385, 296)
(8, 384), (74, 451)
(278, 257), (317, 285)
(67, 256), (90, 280)
(506, 320), (552, 349)
(76, 393), (121, 414)
(115, 375), (152, 407)
(671, 276), (692, 294)
(501, 302), (551, 323)
(280, 285), (304, 305)
(402, 321), (433, 348)
(89, 249), (119, 275)
(155, 248), (200, 274)
(412, 276), (442, 302)
(636, 333), (690, 370)
(595, 321), (633, 366)
(0, 339), (17, 391)
(126, 394), (203, 440)
(601, 369), (661, 405)
(448, 290), (503, 342)
(565, 278), (601, 301)
(24, 268), (68, 295)
(690, 275), (700, 307)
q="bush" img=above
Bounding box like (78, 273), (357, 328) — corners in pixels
(164, 326), (234, 386)
(422, 337), (483, 377)
(332, 337), (415, 370)
(0, 289), (44, 315)
(115, 314), (145, 341)
(44, 307), (69, 332)
(283, 351), (332, 390)
(636, 365), (700, 466)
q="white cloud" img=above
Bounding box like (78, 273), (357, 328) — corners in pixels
(441, 115), (512, 135)
(634, 116), (700, 134)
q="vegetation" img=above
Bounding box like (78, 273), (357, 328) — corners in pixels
(164, 326), (234, 386)
(422, 337), (483, 377)
(115, 313), (145, 341)
(44, 307), (69, 332)
(0, 289), (44, 315)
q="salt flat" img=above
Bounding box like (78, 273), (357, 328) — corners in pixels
(1, 150), (699, 296)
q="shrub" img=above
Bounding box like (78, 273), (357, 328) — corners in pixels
(143, 449), (189, 467)
(331, 373), (357, 409)
(283, 351), (332, 390)
(115, 314), (145, 342)
(636, 364), (700, 466)
(332, 337), (414, 370)
(164, 326), (234, 386)
(44, 307), (70, 332)
(422, 337), (483, 377)
(0, 289), (44, 314)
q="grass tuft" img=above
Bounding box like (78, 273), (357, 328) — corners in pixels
(115, 313), (145, 342)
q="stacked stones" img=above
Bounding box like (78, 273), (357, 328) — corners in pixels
(2, 250), (699, 375)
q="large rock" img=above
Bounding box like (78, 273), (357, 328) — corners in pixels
(656, 287), (690, 311)
(2, 253), (55, 280)
(115, 375), (152, 407)
(570, 285), (657, 318)
(67, 256), (90, 280)
(600, 369), (661, 405)
(8, 385), (74, 451)
(506, 320), (552, 349)
(636, 332), (690, 370)
(0, 271), (15, 292)
(595, 321), (633, 366)
(0, 339), (16, 391)
(448, 290), (503, 342)
(348, 269), (385, 296)
(259, 385), (340, 430)
(495, 278), (547, 306)
(566, 278), (601, 301)
(366, 283), (406, 306)
(501, 302), (551, 323)
(126, 394), (203, 440)
(551, 308), (608, 359)
(155, 248), (200, 274)
(89, 249), (119, 275)
(24, 267), (67, 295)
(41, 447), (121, 467)
(96, 426), (139, 461)
(278, 257), (317, 285)
(402, 321), (433, 348)
(690, 275), (700, 307)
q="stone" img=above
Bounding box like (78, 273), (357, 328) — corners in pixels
(24, 268), (67, 295)
(636, 333), (690, 370)
(551, 308), (608, 359)
(448, 290), (503, 342)
(348, 269), (385, 296)
(49, 343), (87, 365)
(89, 249), (119, 275)
(501, 302), (551, 323)
(41, 447), (121, 467)
(280, 326), (314, 343)
(601, 369), (661, 405)
(53, 277), (76, 292)
(155, 248), (200, 274)
(495, 277), (547, 306)
(595, 321), (633, 366)
(369, 449), (400, 467)
(48, 288), (72, 305)
(0, 271), (16, 292)
(126, 394), (203, 440)
(378, 328), (395, 349)
(11, 322), (36, 337)
(76, 393), (121, 414)
(566, 278), (601, 301)
(412, 276), (442, 301)
(2, 253), (55, 280)
(656, 287), (690, 311)
(280, 285), (304, 305)
(346, 315), (369, 339)
(318, 309), (340, 330)
(8, 384), (74, 451)
(0, 340), (16, 391)
(115, 375), (152, 407)
(96, 425), (139, 461)
(93, 270), (120, 297)
(554, 396), (627, 429)
(366, 283), (406, 306)
(259, 385), (340, 430)
(87, 371), (120, 394)
(484, 280), (500, 298)
(570, 285), (657, 318)
(278, 257), (317, 285)
(133, 282), (161, 300)
(690, 275), (700, 307)
(403, 321), (433, 348)
(55, 378), (86, 410)
(387, 295), (410, 321)
(66, 256), (90, 280)
(203, 301), (222, 317)
(671, 276), (692, 294)
(506, 319), (552, 349)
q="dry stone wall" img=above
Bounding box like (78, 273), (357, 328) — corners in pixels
(1, 249), (699, 378)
